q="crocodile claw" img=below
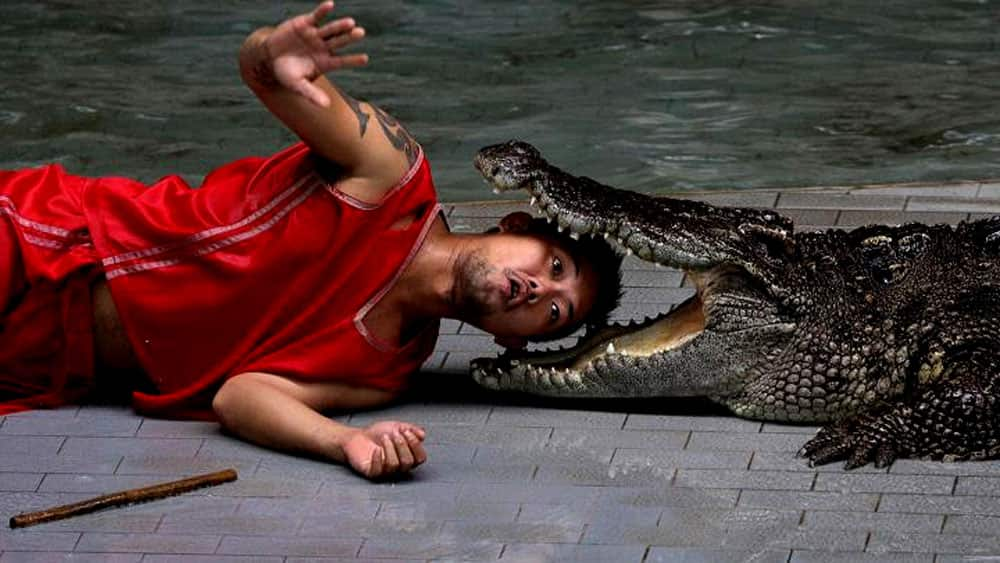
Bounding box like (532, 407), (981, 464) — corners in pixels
(798, 412), (903, 469)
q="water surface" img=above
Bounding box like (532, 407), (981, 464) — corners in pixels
(1, 1), (998, 200)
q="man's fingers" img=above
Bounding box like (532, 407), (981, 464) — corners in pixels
(321, 53), (369, 72)
(317, 17), (358, 41)
(324, 26), (364, 51)
(366, 446), (384, 479)
(399, 424), (426, 441)
(393, 433), (415, 469)
(289, 14), (329, 53)
(404, 430), (428, 466)
(309, 1), (335, 25)
(294, 81), (331, 108)
(381, 434), (400, 473)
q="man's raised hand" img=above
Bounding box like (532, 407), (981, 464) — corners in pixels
(265, 1), (369, 107)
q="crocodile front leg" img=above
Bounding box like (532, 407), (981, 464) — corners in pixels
(799, 346), (1000, 469)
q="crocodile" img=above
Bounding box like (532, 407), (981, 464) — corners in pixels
(470, 140), (1000, 469)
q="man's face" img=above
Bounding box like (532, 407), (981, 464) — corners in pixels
(454, 230), (599, 346)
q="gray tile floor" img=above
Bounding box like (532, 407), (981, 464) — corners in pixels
(3, 181), (1000, 562)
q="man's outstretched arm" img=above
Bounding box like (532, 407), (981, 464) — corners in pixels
(240, 1), (418, 201)
(212, 372), (427, 480)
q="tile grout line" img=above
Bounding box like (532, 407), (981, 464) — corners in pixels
(192, 438), (208, 458)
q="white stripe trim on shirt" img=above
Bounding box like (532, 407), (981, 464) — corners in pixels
(0, 195), (77, 240)
(101, 173), (317, 268)
(103, 179), (320, 280)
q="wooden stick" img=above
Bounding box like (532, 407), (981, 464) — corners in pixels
(9, 468), (238, 529)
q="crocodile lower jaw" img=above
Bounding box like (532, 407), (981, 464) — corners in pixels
(473, 288), (707, 389)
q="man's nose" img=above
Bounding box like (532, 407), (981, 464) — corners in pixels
(526, 278), (543, 303)
(526, 277), (555, 303)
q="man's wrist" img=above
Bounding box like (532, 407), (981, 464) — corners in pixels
(322, 424), (362, 464)
(239, 27), (279, 90)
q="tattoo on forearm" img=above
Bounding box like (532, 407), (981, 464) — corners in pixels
(372, 105), (419, 168)
(334, 87), (370, 138)
(331, 88), (418, 167)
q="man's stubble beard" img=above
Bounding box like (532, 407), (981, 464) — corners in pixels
(452, 250), (499, 320)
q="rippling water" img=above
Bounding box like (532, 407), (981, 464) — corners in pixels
(1, 1), (998, 201)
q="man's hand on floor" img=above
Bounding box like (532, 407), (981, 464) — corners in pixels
(342, 421), (427, 480)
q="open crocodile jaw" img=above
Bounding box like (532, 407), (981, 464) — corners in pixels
(470, 263), (731, 392)
(468, 172), (733, 393)
(469, 140), (795, 396)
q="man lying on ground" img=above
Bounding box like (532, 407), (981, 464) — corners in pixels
(0, 2), (622, 480)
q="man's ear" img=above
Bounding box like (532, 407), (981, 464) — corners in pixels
(498, 211), (534, 233)
(493, 335), (528, 349)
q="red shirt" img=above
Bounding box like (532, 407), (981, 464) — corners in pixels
(84, 143), (441, 419)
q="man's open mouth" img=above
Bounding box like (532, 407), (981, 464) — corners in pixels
(505, 270), (530, 308)
(508, 277), (520, 302)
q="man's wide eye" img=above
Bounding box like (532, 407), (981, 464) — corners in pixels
(552, 256), (563, 276)
(550, 302), (560, 322)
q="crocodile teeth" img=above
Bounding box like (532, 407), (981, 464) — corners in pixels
(550, 370), (565, 388)
(606, 342), (616, 354)
(492, 188), (501, 195)
(570, 232), (579, 240)
(530, 196), (537, 206)
(540, 369), (553, 388)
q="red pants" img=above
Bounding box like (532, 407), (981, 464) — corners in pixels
(0, 165), (100, 414)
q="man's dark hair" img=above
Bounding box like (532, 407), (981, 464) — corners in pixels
(524, 217), (624, 342)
